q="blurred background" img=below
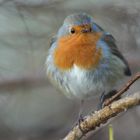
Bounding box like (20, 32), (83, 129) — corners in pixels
(0, 0), (140, 139)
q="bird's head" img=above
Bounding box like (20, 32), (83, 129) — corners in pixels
(54, 13), (103, 71)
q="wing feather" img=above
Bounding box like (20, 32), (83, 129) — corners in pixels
(103, 33), (131, 76)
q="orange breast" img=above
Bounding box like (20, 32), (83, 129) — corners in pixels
(54, 33), (102, 70)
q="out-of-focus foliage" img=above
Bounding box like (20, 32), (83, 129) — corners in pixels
(0, 0), (139, 140)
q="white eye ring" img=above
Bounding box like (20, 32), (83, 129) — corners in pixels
(69, 27), (75, 34)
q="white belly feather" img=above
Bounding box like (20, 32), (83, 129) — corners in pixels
(67, 65), (104, 99)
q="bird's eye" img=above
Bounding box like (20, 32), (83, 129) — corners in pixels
(70, 28), (75, 34)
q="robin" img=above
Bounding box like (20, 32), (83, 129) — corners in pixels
(46, 13), (131, 110)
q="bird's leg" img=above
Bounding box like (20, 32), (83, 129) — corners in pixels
(77, 99), (85, 134)
(74, 99), (84, 126)
(97, 91), (105, 110)
(98, 90), (119, 109)
(78, 99), (84, 123)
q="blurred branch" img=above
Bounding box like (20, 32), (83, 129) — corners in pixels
(63, 92), (140, 140)
(0, 74), (48, 91)
(63, 73), (140, 140)
(14, 3), (34, 49)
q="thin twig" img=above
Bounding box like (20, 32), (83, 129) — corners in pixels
(104, 72), (140, 106)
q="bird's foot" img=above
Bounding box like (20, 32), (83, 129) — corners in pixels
(98, 90), (119, 109)
(77, 114), (86, 135)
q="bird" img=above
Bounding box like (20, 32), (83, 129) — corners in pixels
(45, 13), (131, 110)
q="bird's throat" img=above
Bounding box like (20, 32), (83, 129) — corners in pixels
(54, 33), (102, 70)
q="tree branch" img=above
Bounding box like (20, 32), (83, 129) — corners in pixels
(63, 92), (140, 140)
(63, 72), (140, 140)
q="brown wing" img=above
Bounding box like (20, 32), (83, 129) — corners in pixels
(103, 34), (131, 76)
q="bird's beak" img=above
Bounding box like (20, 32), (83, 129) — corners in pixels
(72, 24), (92, 33)
(81, 25), (92, 33)
(81, 28), (91, 33)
